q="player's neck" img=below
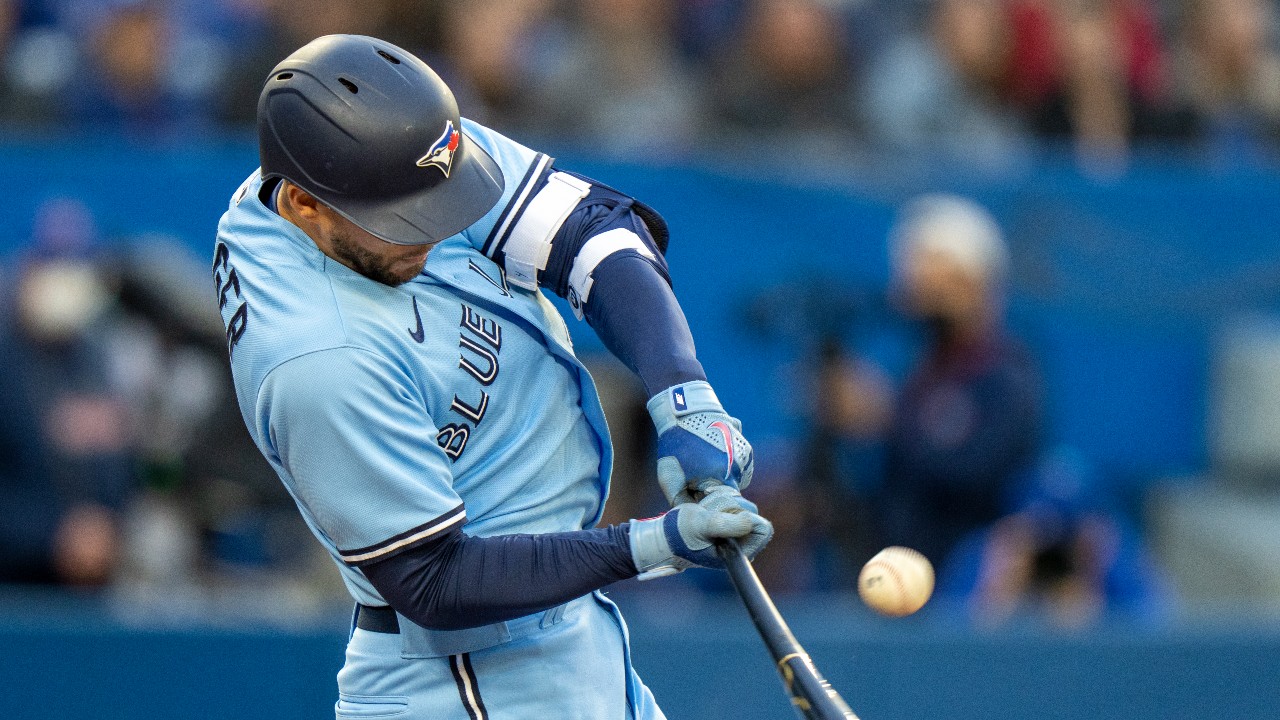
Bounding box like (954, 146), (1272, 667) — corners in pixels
(275, 182), (298, 225)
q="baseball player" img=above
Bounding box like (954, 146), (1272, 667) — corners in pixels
(213, 35), (770, 719)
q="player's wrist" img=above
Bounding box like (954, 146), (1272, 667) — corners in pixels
(628, 514), (686, 580)
(635, 358), (707, 400)
(646, 380), (726, 434)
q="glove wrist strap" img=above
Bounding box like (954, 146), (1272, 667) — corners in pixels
(628, 516), (674, 573)
(646, 381), (724, 434)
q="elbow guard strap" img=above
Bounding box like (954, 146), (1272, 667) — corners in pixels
(566, 228), (657, 318)
(502, 171), (592, 291)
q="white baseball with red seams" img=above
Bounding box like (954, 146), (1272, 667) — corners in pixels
(858, 546), (935, 617)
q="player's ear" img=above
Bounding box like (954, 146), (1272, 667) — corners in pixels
(282, 181), (323, 220)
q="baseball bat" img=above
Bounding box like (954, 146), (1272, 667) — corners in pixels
(717, 539), (859, 720)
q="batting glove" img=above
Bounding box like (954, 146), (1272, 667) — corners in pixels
(648, 381), (755, 510)
(630, 486), (773, 580)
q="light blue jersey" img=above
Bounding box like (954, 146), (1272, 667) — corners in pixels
(214, 121), (664, 719)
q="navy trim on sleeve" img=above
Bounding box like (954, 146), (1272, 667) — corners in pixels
(482, 153), (552, 257)
(339, 503), (467, 567)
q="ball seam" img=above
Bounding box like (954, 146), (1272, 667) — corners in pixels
(873, 558), (911, 616)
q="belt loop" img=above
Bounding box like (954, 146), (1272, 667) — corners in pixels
(538, 602), (567, 630)
(356, 604), (402, 634)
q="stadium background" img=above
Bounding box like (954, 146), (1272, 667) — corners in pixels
(2, 0), (1280, 718)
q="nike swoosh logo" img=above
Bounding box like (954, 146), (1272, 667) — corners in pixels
(408, 296), (424, 343)
(709, 421), (735, 481)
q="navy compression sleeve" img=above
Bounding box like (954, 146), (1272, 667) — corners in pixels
(360, 524), (637, 630)
(582, 253), (706, 397)
(538, 200), (706, 397)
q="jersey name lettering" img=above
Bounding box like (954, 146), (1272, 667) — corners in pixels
(439, 304), (503, 461)
(212, 241), (249, 357)
(462, 305), (502, 350)
(435, 424), (470, 461)
(450, 392), (489, 425)
(468, 259), (511, 297)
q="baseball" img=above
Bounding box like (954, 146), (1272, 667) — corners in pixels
(858, 546), (934, 617)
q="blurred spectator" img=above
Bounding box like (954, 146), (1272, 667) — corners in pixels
(63, 3), (212, 136)
(3, 198), (133, 587)
(106, 236), (318, 589)
(705, 0), (860, 155)
(1004, 0), (1191, 169)
(880, 194), (1042, 568)
(938, 447), (1174, 628)
(801, 337), (894, 583)
(1175, 0), (1280, 164)
(739, 281), (894, 589)
(0, 200), (327, 595)
(521, 0), (704, 156)
(0, 319), (58, 583)
(860, 0), (1029, 162)
(0, 0), (61, 129)
(434, 0), (552, 133)
(218, 0), (390, 126)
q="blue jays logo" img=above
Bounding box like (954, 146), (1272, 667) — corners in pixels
(672, 387), (688, 412)
(416, 120), (461, 177)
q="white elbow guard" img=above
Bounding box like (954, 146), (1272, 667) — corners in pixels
(566, 228), (656, 318)
(502, 171), (592, 291)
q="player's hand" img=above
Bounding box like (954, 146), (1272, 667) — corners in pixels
(647, 381), (754, 508)
(629, 486), (773, 580)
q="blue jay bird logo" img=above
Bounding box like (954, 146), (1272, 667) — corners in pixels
(416, 120), (461, 177)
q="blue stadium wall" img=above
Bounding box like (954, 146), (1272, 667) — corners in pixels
(4, 139), (1280, 719)
(2, 593), (1277, 720)
(3, 137), (1277, 482)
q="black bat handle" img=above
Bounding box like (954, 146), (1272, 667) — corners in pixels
(717, 539), (859, 720)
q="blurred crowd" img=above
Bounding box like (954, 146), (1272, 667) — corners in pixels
(1, 0), (1280, 170)
(592, 190), (1176, 629)
(0, 0), (1224, 628)
(0, 195), (332, 610)
(0, 192), (1177, 630)
(731, 194), (1174, 629)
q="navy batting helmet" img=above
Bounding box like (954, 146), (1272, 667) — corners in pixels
(257, 35), (505, 246)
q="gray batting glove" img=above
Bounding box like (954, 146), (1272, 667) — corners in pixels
(648, 381), (754, 507)
(629, 486), (774, 580)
